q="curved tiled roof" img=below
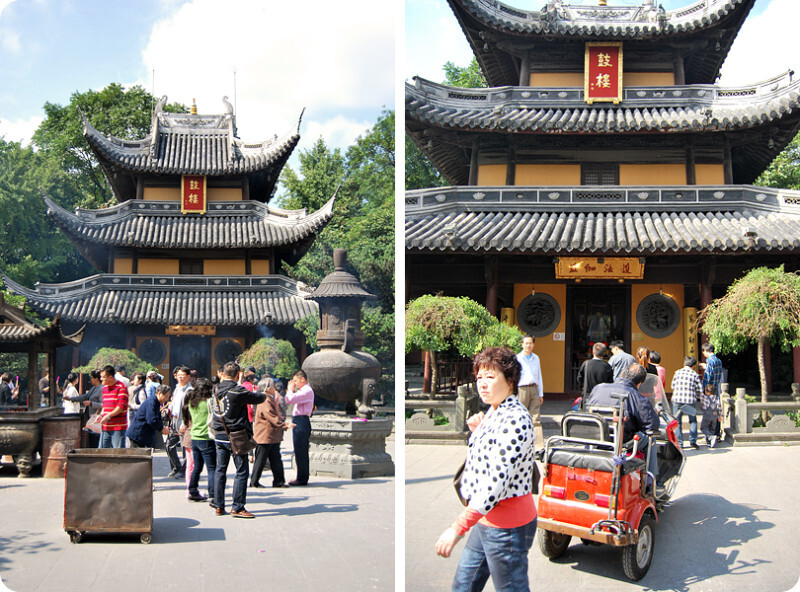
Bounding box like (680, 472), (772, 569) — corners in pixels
(447, 0), (754, 85)
(44, 194), (335, 251)
(405, 185), (800, 255)
(406, 75), (800, 185)
(82, 107), (301, 178)
(2, 274), (317, 327)
(0, 296), (84, 346)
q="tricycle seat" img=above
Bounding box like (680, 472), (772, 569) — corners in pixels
(547, 446), (645, 476)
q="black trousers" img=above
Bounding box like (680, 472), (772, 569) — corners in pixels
(166, 432), (185, 473)
(251, 443), (285, 486)
(292, 415), (311, 484)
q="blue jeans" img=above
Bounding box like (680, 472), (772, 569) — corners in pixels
(214, 440), (249, 512)
(100, 430), (127, 449)
(190, 439), (216, 499)
(672, 402), (698, 446)
(452, 519), (537, 592)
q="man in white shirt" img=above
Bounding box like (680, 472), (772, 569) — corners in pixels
(516, 335), (544, 450)
(166, 365), (193, 478)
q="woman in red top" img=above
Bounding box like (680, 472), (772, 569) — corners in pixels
(435, 347), (538, 592)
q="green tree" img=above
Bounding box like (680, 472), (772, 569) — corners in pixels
(280, 111), (395, 397)
(443, 57), (488, 88)
(697, 266), (800, 412)
(405, 137), (446, 190)
(755, 132), (800, 189)
(73, 347), (156, 375)
(32, 83), (186, 209)
(236, 337), (300, 380)
(0, 138), (94, 286)
(406, 295), (521, 394)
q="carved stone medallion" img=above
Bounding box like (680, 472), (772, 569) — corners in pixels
(517, 294), (561, 337)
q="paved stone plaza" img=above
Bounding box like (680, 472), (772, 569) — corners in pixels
(0, 436), (394, 592)
(406, 410), (800, 592)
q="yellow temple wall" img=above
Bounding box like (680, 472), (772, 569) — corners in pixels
(250, 259), (271, 275)
(114, 258), (133, 274)
(624, 72), (675, 86)
(695, 164), (725, 185)
(204, 259), (246, 275)
(138, 259), (179, 275)
(620, 164), (685, 185)
(208, 187), (241, 201)
(143, 187), (180, 201)
(528, 71), (675, 87)
(513, 283), (567, 394)
(477, 164), (507, 185)
(516, 164), (581, 186)
(630, 284), (685, 393)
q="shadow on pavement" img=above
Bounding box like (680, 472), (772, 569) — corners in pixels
(251, 503), (359, 517)
(538, 493), (775, 590)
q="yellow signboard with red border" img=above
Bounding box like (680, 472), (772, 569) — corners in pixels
(555, 257), (644, 281)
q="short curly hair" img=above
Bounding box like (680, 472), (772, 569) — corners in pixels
(472, 347), (521, 393)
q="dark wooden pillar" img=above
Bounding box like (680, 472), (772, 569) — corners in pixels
(468, 139), (479, 186)
(27, 351), (37, 408)
(485, 255), (498, 316)
(242, 178), (250, 201)
(685, 144), (696, 185)
(673, 52), (685, 85)
(519, 52), (530, 86)
(423, 351), (432, 394)
(506, 147), (516, 185)
(699, 260), (715, 345)
(47, 350), (56, 407)
(723, 137), (734, 184)
(793, 346), (800, 385)
(136, 177), (144, 200)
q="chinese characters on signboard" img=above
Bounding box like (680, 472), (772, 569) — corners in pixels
(181, 175), (207, 214)
(554, 257), (644, 281)
(585, 42), (623, 104)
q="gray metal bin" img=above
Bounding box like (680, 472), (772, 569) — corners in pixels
(63, 448), (153, 544)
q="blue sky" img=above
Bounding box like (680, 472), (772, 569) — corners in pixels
(0, 0), (395, 156)
(405, 0), (797, 86)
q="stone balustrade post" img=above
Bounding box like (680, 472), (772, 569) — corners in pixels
(792, 383), (800, 403)
(734, 387), (750, 434)
(455, 385), (470, 432)
(720, 383), (733, 433)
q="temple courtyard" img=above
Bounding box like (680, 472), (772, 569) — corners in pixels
(0, 435), (394, 592)
(406, 401), (800, 592)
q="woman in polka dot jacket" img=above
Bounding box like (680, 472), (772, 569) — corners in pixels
(435, 347), (538, 592)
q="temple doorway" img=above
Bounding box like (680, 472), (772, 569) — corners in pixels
(170, 336), (211, 379)
(566, 285), (630, 393)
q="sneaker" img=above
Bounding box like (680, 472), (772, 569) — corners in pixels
(167, 469), (178, 478)
(188, 494), (207, 502)
(709, 435), (718, 449)
(690, 442), (699, 450)
(231, 509), (255, 519)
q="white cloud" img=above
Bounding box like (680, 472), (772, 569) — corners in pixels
(719, 0), (800, 85)
(138, 0), (394, 150)
(0, 0), (20, 53)
(303, 115), (374, 152)
(0, 114), (42, 145)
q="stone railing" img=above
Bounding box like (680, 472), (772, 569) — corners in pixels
(721, 384), (800, 444)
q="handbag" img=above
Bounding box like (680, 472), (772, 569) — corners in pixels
(216, 396), (257, 456)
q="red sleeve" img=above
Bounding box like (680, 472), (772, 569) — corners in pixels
(452, 507), (484, 537)
(116, 384), (128, 410)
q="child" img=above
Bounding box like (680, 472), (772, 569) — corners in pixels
(699, 383), (720, 448)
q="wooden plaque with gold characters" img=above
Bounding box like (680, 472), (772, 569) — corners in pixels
(181, 175), (207, 214)
(585, 42), (623, 105)
(555, 257), (644, 281)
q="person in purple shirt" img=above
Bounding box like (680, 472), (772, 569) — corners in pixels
(285, 370), (315, 486)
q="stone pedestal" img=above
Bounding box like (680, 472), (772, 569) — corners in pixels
(309, 415), (394, 479)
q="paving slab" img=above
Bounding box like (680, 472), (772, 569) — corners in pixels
(0, 435), (394, 592)
(407, 438), (800, 592)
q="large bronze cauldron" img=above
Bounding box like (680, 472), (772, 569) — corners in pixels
(0, 406), (62, 476)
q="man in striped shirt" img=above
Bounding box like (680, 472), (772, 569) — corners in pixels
(98, 365), (129, 448)
(670, 356), (702, 449)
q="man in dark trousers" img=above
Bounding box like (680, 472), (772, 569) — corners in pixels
(210, 361), (266, 518)
(576, 342), (614, 399)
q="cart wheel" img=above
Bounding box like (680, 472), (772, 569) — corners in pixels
(622, 513), (655, 581)
(538, 529), (571, 558)
(68, 531), (82, 544)
(140, 533), (152, 544)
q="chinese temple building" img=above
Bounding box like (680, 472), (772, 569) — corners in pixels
(406, 0), (800, 395)
(3, 97), (334, 377)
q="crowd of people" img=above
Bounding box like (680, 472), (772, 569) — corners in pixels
(11, 361), (316, 519)
(436, 337), (726, 591)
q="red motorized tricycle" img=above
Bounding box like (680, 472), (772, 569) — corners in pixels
(536, 393), (685, 580)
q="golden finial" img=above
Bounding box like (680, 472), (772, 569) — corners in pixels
(599, 0), (607, 5)
(190, 98), (197, 115)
